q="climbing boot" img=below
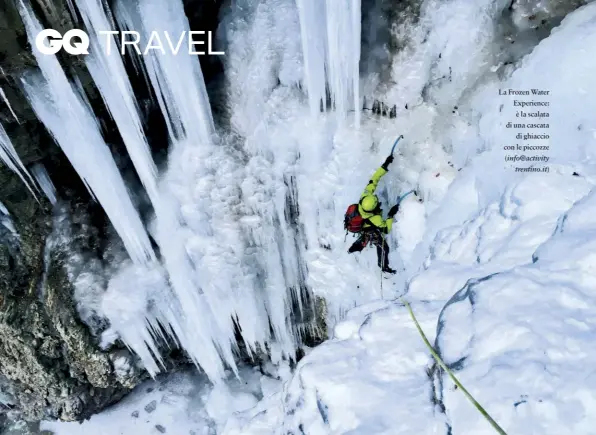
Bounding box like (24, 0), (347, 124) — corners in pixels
(381, 266), (396, 274)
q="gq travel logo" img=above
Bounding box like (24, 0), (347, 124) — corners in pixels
(35, 29), (224, 56)
(36, 29), (90, 55)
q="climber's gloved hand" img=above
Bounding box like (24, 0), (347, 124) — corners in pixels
(381, 155), (394, 171)
(388, 204), (399, 217)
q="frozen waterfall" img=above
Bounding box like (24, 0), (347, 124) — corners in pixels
(108, 0), (298, 378)
(12, 0), (369, 384)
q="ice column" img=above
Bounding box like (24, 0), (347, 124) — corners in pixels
(295, 0), (328, 116)
(295, 0), (362, 124)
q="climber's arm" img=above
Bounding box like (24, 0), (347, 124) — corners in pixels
(361, 167), (388, 198)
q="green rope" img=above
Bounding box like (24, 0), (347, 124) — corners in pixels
(401, 298), (508, 435)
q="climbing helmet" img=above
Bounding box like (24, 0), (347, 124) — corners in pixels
(360, 195), (378, 212)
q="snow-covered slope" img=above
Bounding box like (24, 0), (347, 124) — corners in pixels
(221, 173), (596, 434)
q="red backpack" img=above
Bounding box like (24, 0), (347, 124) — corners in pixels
(344, 204), (366, 233)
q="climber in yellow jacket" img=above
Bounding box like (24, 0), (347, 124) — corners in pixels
(348, 155), (399, 274)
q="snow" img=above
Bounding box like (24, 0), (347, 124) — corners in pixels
(278, 300), (448, 434)
(42, 364), (290, 435)
(425, 179), (596, 435)
(226, 175), (596, 434)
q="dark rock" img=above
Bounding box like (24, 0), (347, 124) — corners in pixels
(155, 424), (166, 433)
(131, 410), (139, 418)
(0, 221), (144, 421)
(144, 400), (157, 414)
(0, 0), (149, 423)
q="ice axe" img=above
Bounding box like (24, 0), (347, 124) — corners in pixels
(396, 189), (416, 204)
(390, 134), (404, 156)
(389, 189), (421, 216)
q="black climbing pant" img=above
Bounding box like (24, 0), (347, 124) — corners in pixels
(348, 229), (390, 269)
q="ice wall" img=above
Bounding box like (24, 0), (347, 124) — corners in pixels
(14, 0), (454, 383)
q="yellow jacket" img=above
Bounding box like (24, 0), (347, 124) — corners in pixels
(357, 166), (393, 234)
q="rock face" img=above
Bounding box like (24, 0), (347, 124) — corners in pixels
(0, 0), (145, 423)
(0, 234), (143, 421)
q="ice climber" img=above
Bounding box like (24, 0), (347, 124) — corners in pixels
(345, 155), (399, 274)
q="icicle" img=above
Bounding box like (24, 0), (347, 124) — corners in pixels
(31, 163), (57, 205)
(324, 0), (361, 125)
(295, 0), (327, 116)
(0, 201), (17, 236)
(351, 0), (361, 127)
(0, 87), (20, 123)
(295, 0), (362, 125)
(18, 0), (155, 265)
(76, 0), (160, 199)
(117, 0), (215, 145)
(0, 120), (37, 198)
(65, 0), (78, 18)
(76, 0), (218, 376)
